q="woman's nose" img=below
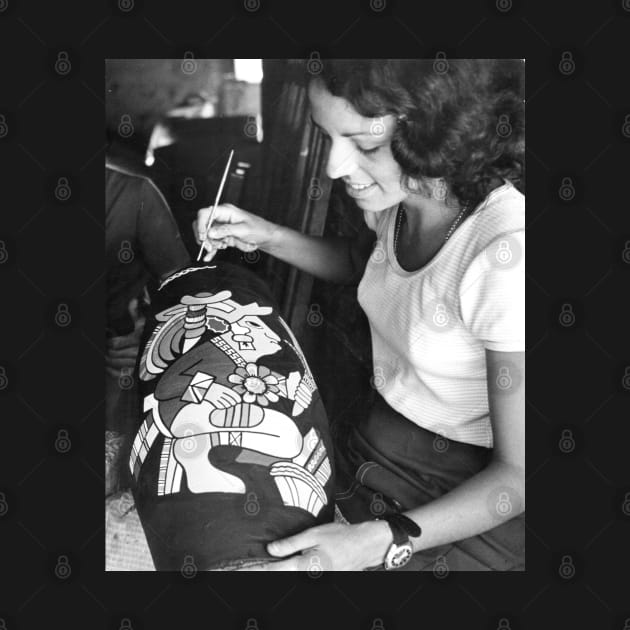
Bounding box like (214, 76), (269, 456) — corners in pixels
(325, 139), (358, 180)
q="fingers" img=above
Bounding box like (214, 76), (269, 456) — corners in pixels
(206, 222), (251, 242)
(105, 366), (134, 378)
(105, 367), (120, 379)
(127, 297), (140, 321)
(267, 531), (314, 558)
(202, 244), (219, 263)
(133, 316), (146, 334)
(105, 356), (137, 370)
(234, 558), (299, 571)
(195, 204), (242, 241)
(106, 346), (139, 360)
(127, 298), (146, 333)
(200, 237), (257, 262)
(199, 237), (228, 262)
(108, 334), (140, 351)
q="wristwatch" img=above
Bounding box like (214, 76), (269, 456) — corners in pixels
(379, 513), (422, 570)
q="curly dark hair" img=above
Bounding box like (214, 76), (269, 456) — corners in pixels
(316, 59), (524, 210)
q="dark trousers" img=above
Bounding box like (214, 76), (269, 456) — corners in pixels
(334, 392), (525, 571)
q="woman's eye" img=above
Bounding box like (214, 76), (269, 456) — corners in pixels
(357, 145), (380, 156)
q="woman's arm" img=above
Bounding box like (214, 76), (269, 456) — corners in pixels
(254, 349), (524, 571)
(195, 203), (376, 285)
(266, 221), (375, 285)
(401, 349), (525, 554)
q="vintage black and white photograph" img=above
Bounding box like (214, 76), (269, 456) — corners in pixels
(104, 58), (525, 572)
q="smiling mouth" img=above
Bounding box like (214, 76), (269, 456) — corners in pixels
(345, 181), (377, 198)
(346, 182), (375, 191)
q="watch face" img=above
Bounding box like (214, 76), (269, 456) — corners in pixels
(386, 543), (413, 569)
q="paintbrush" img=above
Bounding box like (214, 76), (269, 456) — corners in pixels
(196, 148), (235, 262)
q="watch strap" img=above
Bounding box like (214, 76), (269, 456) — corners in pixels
(382, 513), (422, 543)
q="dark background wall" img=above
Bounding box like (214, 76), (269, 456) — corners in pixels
(105, 59), (260, 149)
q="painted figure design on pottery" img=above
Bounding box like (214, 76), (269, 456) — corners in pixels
(130, 289), (329, 517)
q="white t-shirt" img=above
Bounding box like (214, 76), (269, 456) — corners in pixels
(357, 181), (524, 448)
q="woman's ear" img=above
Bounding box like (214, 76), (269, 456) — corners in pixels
(430, 178), (448, 202)
(403, 176), (433, 199)
(404, 177), (423, 193)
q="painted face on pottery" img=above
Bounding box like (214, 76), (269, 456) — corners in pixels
(308, 78), (408, 214)
(226, 315), (281, 359)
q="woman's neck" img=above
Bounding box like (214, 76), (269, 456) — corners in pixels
(401, 194), (462, 241)
(394, 193), (467, 272)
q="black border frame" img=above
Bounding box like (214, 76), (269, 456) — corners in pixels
(1, 1), (629, 628)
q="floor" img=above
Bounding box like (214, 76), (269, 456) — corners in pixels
(105, 489), (155, 571)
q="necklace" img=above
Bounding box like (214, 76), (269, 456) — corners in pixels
(394, 203), (470, 255)
(444, 204), (469, 242)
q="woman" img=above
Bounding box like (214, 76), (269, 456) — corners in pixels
(195, 59), (525, 571)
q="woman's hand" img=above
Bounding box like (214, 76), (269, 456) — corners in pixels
(234, 521), (392, 571)
(193, 203), (280, 262)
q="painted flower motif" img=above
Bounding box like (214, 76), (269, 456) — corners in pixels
(228, 363), (280, 406)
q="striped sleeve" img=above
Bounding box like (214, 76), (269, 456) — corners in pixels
(459, 230), (525, 352)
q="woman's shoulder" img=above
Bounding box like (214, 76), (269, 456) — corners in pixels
(468, 181), (524, 242)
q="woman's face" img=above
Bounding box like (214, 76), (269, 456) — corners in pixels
(308, 79), (407, 213)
